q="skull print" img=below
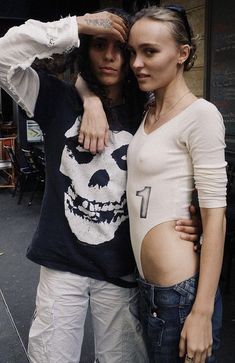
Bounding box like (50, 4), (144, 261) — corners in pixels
(60, 118), (133, 245)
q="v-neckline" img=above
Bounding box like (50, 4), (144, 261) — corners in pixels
(142, 98), (200, 136)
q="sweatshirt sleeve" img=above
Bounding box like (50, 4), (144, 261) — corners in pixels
(0, 16), (79, 118)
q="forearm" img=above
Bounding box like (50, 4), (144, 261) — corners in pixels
(192, 208), (226, 315)
(75, 73), (101, 107)
(75, 74), (109, 153)
(0, 16), (79, 117)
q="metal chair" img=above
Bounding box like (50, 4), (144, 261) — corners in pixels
(4, 146), (44, 205)
(21, 148), (45, 206)
(0, 137), (16, 189)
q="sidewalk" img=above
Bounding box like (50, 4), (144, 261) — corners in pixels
(0, 289), (29, 363)
(0, 189), (94, 363)
(0, 188), (234, 362)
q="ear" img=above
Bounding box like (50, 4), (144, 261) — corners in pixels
(178, 44), (190, 65)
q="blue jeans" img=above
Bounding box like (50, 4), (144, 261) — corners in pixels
(137, 274), (222, 363)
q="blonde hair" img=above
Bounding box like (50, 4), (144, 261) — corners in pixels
(131, 6), (197, 71)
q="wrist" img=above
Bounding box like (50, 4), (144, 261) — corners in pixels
(83, 96), (102, 108)
(191, 302), (214, 318)
(76, 16), (86, 34)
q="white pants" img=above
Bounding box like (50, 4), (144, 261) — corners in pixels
(28, 267), (148, 363)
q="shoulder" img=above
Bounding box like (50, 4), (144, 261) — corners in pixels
(37, 70), (82, 106)
(181, 99), (225, 148)
(37, 70), (71, 93)
(192, 98), (223, 121)
(184, 99), (224, 134)
(34, 71), (83, 122)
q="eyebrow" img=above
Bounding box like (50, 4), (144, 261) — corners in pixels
(128, 42), (160, 49)
(91, 36), (107, 41)
(92, 36), (123, 46)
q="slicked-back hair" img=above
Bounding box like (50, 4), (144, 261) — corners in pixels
(130, 6), (197, 71)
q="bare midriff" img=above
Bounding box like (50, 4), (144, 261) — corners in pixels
(141, 220), (200, 286)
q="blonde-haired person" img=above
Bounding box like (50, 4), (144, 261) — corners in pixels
(126, 5), (227, 363)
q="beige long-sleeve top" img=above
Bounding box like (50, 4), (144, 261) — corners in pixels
(127, 98), (227, 277)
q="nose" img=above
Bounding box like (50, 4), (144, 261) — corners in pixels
(131, 54), (144, 70)
(104, 44), (115, 61)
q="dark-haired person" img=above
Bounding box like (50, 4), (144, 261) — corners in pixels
(0, 8), (200, 363)
(126, 6), (227, 363)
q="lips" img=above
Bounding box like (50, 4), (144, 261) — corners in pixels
(99, 67), (117, 74)
(136, 73), (150, 80)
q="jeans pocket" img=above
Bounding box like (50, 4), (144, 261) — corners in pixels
(179, 302), (192, 324)
(176, 277), (198, 324)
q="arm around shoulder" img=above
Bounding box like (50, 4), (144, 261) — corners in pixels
(75, 74), (109, 154)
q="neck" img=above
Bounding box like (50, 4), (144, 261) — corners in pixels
(154, 78), (189, 112)
(106, 84), (123, 106)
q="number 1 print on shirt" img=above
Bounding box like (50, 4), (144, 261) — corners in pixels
(136, 187), (151, 218)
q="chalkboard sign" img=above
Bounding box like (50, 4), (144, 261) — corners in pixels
(208, 0), (235, 161)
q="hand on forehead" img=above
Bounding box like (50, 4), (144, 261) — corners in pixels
(79, 11), (128, 43)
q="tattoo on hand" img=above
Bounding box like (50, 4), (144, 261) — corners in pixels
(85, 19), (112, 29)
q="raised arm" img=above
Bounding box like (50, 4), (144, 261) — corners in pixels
(0, 12), (127, 118)
(0, 17), (79, 117)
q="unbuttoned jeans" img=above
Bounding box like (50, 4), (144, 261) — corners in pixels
(137, 274), (222, 363)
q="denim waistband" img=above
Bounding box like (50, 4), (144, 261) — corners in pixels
(137, 273), (199, 290)
(137, 274), (199, 307)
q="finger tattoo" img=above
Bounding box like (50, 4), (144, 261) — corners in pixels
(85, 19), (112, 29)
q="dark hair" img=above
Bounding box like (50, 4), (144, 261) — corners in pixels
(32, 54), (68, 75)
(76, 7), (146, 128)
(131, 6), (197, 71)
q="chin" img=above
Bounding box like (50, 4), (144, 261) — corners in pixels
(138, 83), (153, 92)
(100, 78), (119, 87)
(103, 80), (117, 86)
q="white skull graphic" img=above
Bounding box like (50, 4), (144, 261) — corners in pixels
(60, 118), (132, 245)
